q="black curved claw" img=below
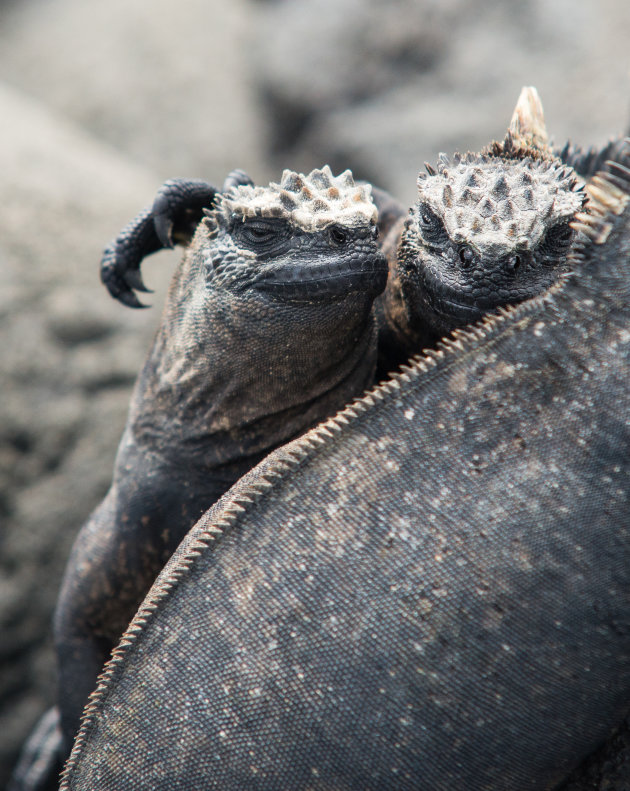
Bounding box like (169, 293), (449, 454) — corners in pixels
(222, 169), (255, 193)
(101, 178), (220, 308)
(152, 178), (219, 248)
(100, 205), (158, 308)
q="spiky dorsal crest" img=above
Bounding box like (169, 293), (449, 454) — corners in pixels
(212, 165), (377, 232)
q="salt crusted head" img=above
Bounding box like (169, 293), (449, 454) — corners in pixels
(195, 166), (386, 301)
(414, 150), (585, 260)
(398, 86), (587, 342)
(215, 165), (377, 232)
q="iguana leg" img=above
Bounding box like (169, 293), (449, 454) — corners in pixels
(151, 177), (222, 249)
(53, 480), (177, 751)
(220, 168), (255, 194)
(101, 178), (219, 308)
(53, 451), (234, 751)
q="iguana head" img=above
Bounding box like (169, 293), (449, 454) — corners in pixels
(198, 166), (386, 301)
(397, 87), (586, 341)
(154, 167), (388, 449)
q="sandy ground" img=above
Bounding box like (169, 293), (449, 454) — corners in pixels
(0, 0), (629, 785)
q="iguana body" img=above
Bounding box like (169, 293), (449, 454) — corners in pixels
(376, 87), (586, 371)
(52, 166), (387, 753)
(60, 159), (630, 789)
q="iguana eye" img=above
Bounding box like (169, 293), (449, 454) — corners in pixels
(231, 218), (291, 255)
(240, 222), (276, 244)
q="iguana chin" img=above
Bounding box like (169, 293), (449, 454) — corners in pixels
(58, 155), (630, 791)
(52, 165), (387, 756)
(376, 87), (587, 370)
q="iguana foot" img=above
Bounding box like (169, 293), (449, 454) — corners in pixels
(101, 176), (223, 307)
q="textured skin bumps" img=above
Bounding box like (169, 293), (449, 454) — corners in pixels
(61, 162), (630, 790)
(219, 166), (377, 231)
(53, 166), (387, 754)
(376, 88), (586, 369)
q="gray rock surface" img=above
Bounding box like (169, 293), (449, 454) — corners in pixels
(255, 0), (630, 203)
(0, 0), (266, 181)
(0, 82), (175, 783)
(0, 0), (629, 786)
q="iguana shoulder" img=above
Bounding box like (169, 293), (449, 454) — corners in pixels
(60, 157), (630, 790)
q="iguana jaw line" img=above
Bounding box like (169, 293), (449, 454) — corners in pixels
(253, 254), (388, 302)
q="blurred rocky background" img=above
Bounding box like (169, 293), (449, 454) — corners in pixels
(0, 0), (629, 785)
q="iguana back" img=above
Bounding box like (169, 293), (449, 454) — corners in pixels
(62, 163), (630, 790)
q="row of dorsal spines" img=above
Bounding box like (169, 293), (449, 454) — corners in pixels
(209, 165), (377, 233)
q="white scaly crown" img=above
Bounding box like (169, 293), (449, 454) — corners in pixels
(217, 166), (377, 231)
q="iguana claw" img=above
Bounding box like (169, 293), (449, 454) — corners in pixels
(123, 268), (153, 294)
(101, 178), (222, 308)
(100, 204), (157, 308)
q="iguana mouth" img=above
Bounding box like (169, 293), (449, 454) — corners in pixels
(419, 267), (513, 323)
(254, 256), (388, 301)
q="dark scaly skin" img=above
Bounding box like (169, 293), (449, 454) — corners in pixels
(60, 160), (630, 790)
(52, 166), (387, 756)
(9, 171), (293, 791)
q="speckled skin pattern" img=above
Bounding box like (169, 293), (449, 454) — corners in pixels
(61, 163), (630, 790)
(376, 137), (585, 369)
(52, 167), (387, 753)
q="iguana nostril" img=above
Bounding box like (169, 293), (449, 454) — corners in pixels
(459, 245), (475, 268)
(506, 254), (521, 273)
(329, 225), (347, 245)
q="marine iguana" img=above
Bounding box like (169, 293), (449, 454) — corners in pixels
(375, 87), (587, 370)
(98, 89), (587, 377)
(59, 157), (630, 790)
(52, 165), (387, 755)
